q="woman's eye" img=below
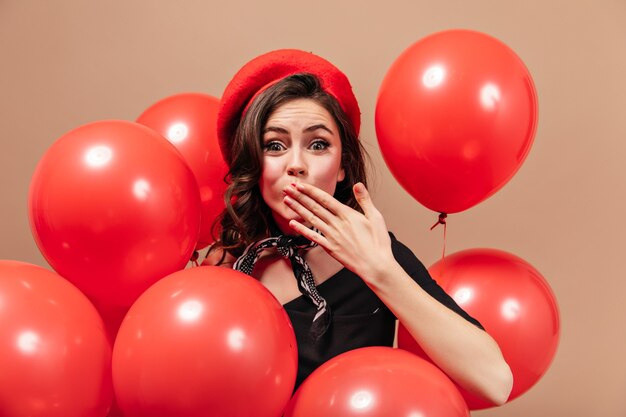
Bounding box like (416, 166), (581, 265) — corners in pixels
(310, 140), (330, 151)
(263, 141), (285, 152)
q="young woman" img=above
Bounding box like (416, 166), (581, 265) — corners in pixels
(206, 49), (513, 404)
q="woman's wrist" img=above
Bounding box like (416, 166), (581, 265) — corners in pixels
(363, 256), (403, 289)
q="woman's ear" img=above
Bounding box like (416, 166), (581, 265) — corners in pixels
(337, 166), (346, 182)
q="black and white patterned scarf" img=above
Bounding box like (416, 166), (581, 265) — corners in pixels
(233, 231), (330, 339)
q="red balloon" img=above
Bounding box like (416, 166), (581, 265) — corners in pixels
(376, 30), (538, 213)
(28, 120), (201, 309)
(398, 249), (560, 409)
(0, 260), (113, 417)
(284, 346), (469, 417)
(91, 299), (130, 346)
(137, 93), (228, 250)
(112, 266), (297, 417)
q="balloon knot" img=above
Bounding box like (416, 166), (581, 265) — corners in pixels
(190, 251), (199, 267)
(430, 213), (448, 230)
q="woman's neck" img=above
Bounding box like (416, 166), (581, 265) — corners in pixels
(304, 245), (345, 285)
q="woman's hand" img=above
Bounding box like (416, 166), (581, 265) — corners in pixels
(283, 182), (395, 284)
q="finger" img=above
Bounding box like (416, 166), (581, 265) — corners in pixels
(284, 195), (330, 235)
(293, 183), (347, 217)
(288, 219), (329, 247)
(284, 185), (335, 224)
(353, 182), (376, 218)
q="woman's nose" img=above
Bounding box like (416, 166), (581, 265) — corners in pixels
(286, 151), (307, 176)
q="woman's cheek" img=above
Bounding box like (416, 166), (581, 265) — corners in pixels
(260, 160), (283, 191)
(316, 159), (343, 192)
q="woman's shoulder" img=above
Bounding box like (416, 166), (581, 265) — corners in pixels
(387, 231), (413, 259)
(201, 243), (237, 268)
(387, 231), (429, 276)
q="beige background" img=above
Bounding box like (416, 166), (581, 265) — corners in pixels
(2, 1), (625, 416)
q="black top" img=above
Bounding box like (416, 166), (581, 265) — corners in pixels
(283, 232), (483, 389)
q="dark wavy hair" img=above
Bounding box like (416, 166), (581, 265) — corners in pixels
(210, 73), (369, 260)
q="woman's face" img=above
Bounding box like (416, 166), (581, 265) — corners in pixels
(260, 98), (345, 234)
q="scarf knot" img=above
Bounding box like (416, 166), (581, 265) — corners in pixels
(233, 231), (331, 339)
(276, 236), (299, 258)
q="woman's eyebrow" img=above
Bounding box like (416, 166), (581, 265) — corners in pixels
(304, 124), (333, 134)
(263, 126), (289, 134)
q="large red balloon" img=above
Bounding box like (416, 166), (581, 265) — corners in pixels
(398, 249), (560, 409)
(112, 266), (297, 417)
(0, 260), (113, 417)
(28, 120), (201, 309)
(137, 93), (228, 250)
(376, 30), (538, 213)
(284, 346), (469, 417)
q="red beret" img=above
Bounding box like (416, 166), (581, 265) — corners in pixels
(217, 49), (361, 164)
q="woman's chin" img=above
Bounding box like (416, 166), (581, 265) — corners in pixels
(274, 211), (310, 233)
